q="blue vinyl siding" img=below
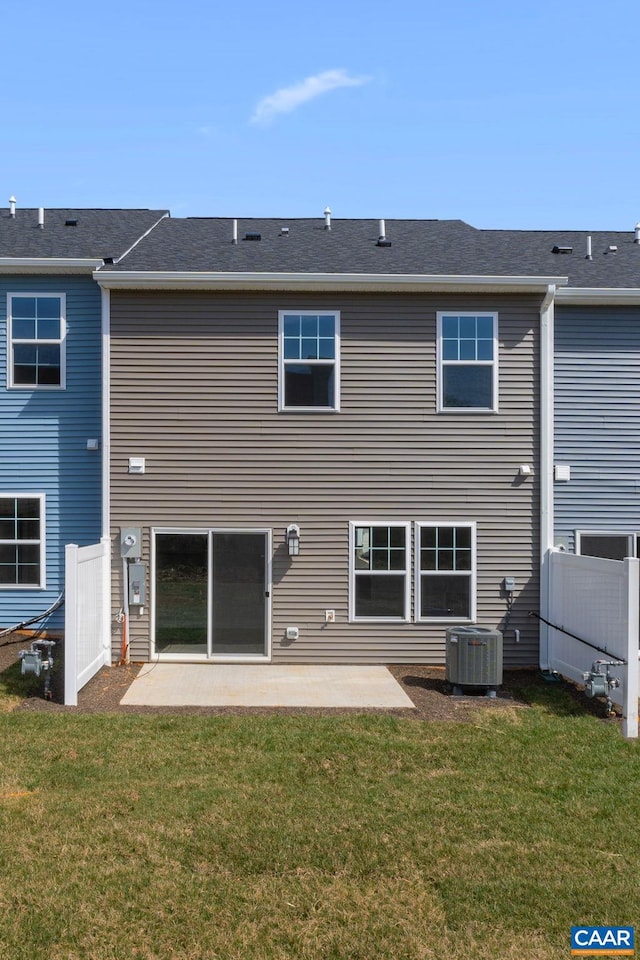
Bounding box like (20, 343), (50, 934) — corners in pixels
(554, 305), (640, 552)
(0, 276), (102, 630)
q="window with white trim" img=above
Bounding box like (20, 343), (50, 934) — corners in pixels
(416, 522), (476, 621)
(278, 310), (340, 411)
(437, 312), (497, 411)
(350, 522), (410, 620)
(576, 531), (639, 561)
(0, 495), (45, 587)
(8, 294), (65, 388)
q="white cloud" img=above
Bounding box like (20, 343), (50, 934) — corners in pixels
(250, 69), (370, 125)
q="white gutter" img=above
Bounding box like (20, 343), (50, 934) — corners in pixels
(95, 270), (567, 293)
(539, 284), (556, 671)
(0, 258), (102, 272)
(556, 287), (640, 305)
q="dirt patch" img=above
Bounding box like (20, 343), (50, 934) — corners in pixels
(0, 632), (619, 723)
(0, 651), (528, 722)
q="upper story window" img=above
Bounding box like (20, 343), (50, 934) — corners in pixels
(278, 311), (340, 412)
(416, 522), (476, 621)
(7, 294), (65, 389)
(0, 494), (45, 588)
(437, 312), (498, 412)
(349, 521), (410, 621)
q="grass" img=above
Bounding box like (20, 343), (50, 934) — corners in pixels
(0, 680), (639, 959)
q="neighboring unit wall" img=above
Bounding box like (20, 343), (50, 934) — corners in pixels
(110, 290), (541, 666)
(0, 276), (102, 630)
(555, 305), (640, 552)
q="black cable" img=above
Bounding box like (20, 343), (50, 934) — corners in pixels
(0, 593), (65, 646)
(528, 610), (627, 664)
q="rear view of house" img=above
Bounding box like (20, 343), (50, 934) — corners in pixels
(98, 215), (564, 667)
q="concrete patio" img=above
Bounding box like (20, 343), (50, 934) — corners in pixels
(120, 664), (416, 709)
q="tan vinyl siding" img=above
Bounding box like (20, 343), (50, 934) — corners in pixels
(110, 291), (540, 666)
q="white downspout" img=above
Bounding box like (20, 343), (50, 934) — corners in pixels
(101, 286), (114, 663)
(101, 286), (111, 541)
(539, 284), (555, 670)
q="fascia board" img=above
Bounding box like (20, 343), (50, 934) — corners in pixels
(0, 258), (102, 273)
(95, 270), (568, 293)
(556, 286), (640, 305)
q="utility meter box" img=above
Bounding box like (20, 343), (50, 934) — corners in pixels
(128, 562), (146, 606)
(120, 527), (142, 560)
(446, 626), (503, 692)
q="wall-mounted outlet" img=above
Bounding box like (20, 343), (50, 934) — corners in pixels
(285, 626), (299, 641)
(325, 609), (336, 623)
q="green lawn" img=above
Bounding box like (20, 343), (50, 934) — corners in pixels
(1, 682), (638, 959)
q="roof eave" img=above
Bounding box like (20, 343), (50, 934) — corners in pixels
(557, 286), (640, 305)
(0, 258), (103, 273)
(95, 270), (568, 294)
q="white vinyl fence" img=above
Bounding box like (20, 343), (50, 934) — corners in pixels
(64, 538), (111, 706)
(545, 549), (639, 738)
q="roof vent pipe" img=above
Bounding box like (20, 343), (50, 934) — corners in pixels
(586, 235), (592, 260)
(38, 207), (44, 229)
(232, 219), (238, 244)
(9, 196), (16, 218)
(635, 223), (640, 244)
(324, 206), (331, 231)
(378, 219), (386, 241)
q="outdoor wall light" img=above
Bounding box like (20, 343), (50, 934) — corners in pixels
(286, 524), (300, 557)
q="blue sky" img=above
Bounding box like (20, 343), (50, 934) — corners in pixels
(2, 0), (638, 228)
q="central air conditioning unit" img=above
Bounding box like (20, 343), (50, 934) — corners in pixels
(445, 626), (503, 697)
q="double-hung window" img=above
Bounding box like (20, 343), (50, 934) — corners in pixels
(437, 312), (497, 411)
(8, 294), (65, 388)
(416, 522), (476, 621)
(278, 310), (340, 411)
(350, 522), (410, 620)
(0, 495), (45, 587)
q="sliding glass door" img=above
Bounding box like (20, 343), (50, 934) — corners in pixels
(154, 530), (269, 659)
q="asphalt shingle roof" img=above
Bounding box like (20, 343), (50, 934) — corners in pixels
(0, 208), (168, 260)
(102, 216), (640, 287)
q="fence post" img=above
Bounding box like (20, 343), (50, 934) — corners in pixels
(64, 543), (79, 707)
(623, 558), (639, 739)
(100, 536), (112, 667)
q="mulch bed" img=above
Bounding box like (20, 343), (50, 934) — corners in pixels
(0, 633), (616, 724)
